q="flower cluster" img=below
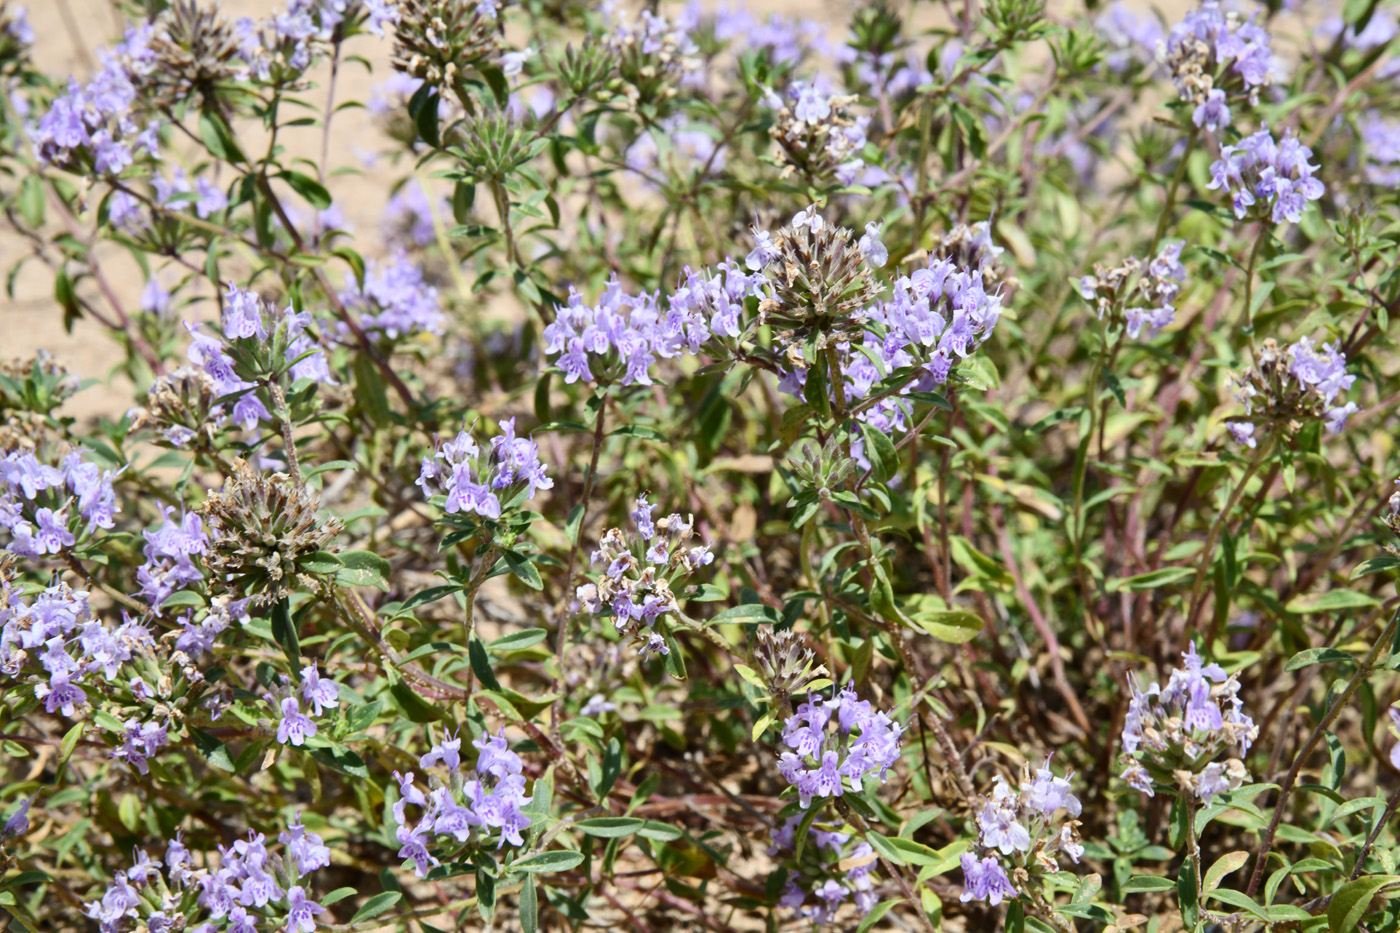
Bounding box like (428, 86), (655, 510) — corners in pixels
(1, 446), (119, 557)
(340, 255), (445, 339)
(417, 418), (552, 520)
(1077, 240), (1187, 341)
(184, 283), (333, 432)
(0, 581), (152, 724)
(1360, 112), (1400, 187)
(1095, 3), (1164, 75)
(1207, 124), (1325, 225)
(747, 206), (888, 353)
(393, 727), (533, 878)
(770, 227), (1003, 468)
(30, 24), (158, 174)
(545, 275), (707, 386)
(1226, 335), (1359, 446)
(1119, 644), (1257, 801)
(575, 495), (713, 657)
(600, 2), (701, 107)
(85, 816), (330, 933)
(1165, 0), (1275, 132)
(776, 683), (903, 809)
(267, 664), (340, 747)
(668, 259), (767, 342)
(770, 817), (878, 925)
(136, 506), (208, 610)
(961, 760), (1084, 905)
(763, 80), (869, 185)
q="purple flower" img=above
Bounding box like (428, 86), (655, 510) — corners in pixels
(545, 274), (707, 387)
(858, 222), (887, 267)
(280, 812), (331, 877)
(1226, 421), (1257, 448)
(285, 885), (325, 933)
(420, 728), (463, 771)
(340, 255), (445, 339)
(960, 853), (1017, 905)
(1193, 89), (1231, 132)
(1207, 124), (1325, 225)
(276, 696), (317, 746)
(39, 673), (86, 717)
(299, 664), (339, 717)
(2, 797), (31, 838)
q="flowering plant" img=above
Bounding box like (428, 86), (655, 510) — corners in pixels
(7, 0), (1400, 931)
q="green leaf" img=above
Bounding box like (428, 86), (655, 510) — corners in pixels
(336, 550), (391, 591)
(708, 604), (780, 625)
(487, 628), (549, 653)
(199, 110), (246, 162)
(855, 900), (899, 933)
(389, 682), (446, 723)
(511, 850), (585, 873)
(519, 875), (538, 933)
(1106, 567), (1195, 593)
(576, 817), (645, 838)
(189, 727), (236, 772)
(910, 609), (983, 644)
(1328, 875), (1397, 932)
(400, 584), (464, 612)
(271, 598), (300, 666)
(1178, 859), (1199, 931)
(1121, 875), (1175, 893)
(321, 887), (357, 906)
(1284, 647), (1356, 672)
(1205, 887), (1268, 920)
(1286, 591), (1381, 614)
(301, 550), (344, 574)
(1204, 850), (1250, 891)
(280, 170), (332, 210)
(1352, 557), (1400, 580)
(859, 421), (900, 483)
(502, 550), (544, 591)
(349, 891), (403, 924)
(470, 637), (502, 690)
(637, 821), (683, 841)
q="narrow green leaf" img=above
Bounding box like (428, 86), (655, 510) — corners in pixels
(349, 891), (403, 924)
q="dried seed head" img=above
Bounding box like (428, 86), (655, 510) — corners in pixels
(755, 626), (821, 705)
(128, 366), (224, 451)
(200, 459), (343, 606)
(758, 215), (881, 348)
(392, 0), (501, 89)
(145, 0), (245, 104)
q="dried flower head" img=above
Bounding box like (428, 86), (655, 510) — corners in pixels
(145, 0), (246, 104)
(128, 365), (225, 451)
(1119, 644), (1257, 801)
(601, 5), (699, 111)
(392, 0), (502, 91)
(764, 80), (866, 184)
(1076, 240), (1186, 341)
(755, 627), (822, 707)
(200, 459), (343, 606)
(755, 206), (883, 354)
(1226, 336), (1358, 444)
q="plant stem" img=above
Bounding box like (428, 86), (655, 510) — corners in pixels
(1241, 223), (1268, 353)
(1147, 125), (1200, 260)
(550, 399), (607, 748)
(1182, 430), (1276, 645)
(1245, 604), (1400, 895)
